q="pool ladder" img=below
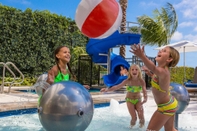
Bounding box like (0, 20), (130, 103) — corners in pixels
(0, 62), (24, 93)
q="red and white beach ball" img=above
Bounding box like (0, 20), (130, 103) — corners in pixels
(75, 0), (122, 39)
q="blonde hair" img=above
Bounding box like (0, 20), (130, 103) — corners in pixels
(168, 46), (180, 67)
(127, 64), (143, 79)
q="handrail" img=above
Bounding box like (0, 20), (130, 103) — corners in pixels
(0, 62), (6, 93)
(0, 62), (16, 93)
(0, 62), (24, 93)
(119, 21), (141, 34)
(6, 62), (25, 93)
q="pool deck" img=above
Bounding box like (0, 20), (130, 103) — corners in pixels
(0, 86), (197, 121)
(0, 86), (127, 112)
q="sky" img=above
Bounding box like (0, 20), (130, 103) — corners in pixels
(0, 0), (197, 68)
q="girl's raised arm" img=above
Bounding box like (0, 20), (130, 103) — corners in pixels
(101, 79), (128, 92)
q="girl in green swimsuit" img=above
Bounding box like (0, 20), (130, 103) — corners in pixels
(46, 46), (90, 88)
(38, 46), (90, 104)
(100, 64), (147, 128)
(46, 46), (74, 85)
(130, 44), (180, 131)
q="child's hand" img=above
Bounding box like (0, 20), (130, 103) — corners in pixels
(129, 44), (145, 58)
(100, 88), (108, 92)
(83, 85), (90, 90)
(141, 66), (153, 77)
(141, 66), (148, 71)
(141, 99), (147, 104)
(141, 66), (149, 74)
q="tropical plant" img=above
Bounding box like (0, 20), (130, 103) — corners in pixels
(137, 2), (178, 47)
(71, 46), (87, 66)
(0, 5), (88, 77)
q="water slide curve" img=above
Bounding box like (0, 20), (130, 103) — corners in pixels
(86, 30), (141, 87)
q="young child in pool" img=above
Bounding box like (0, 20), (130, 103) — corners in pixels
(120, 65), (128, 76)
(46, 45), (90, 88)
(38, 46), (89, 105)
(130, 44), (179, 131)
(100, 64), (147, 128)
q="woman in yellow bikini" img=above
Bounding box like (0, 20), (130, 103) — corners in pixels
(100, 64), (147, 128)
(130, 44), (180, 131)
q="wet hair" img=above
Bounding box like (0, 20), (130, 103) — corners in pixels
(168, 46), (180, 67)
(127, 64), (142, 79)
(54, 46), (74, 79)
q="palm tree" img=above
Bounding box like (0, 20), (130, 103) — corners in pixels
(137, 2), (178, 47)
(119, 0), (128, 58)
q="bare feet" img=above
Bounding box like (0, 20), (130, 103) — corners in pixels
(83, 85), (90, 90)
(100, 88), (108, 92)
(130, 120), (136, 128)
(139, 119), (145, 128)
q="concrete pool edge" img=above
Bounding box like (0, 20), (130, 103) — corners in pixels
(0, 88), (128, 112)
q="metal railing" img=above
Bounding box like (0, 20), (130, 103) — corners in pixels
(97, 21), (142, 69)
(119, 21), (141, 34)
(0, 62), (24, 93)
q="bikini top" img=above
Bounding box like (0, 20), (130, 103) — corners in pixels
(54, 71), (69, 83)
(126, 86), (142, 93)
(151, 74), (166, 93)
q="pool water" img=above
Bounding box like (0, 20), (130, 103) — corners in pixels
(18, 88), (100, 94)
(0, 99), (196, 131)
(88, 88), (100, 92)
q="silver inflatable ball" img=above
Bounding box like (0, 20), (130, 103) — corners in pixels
(38, 81), (94, 131)
(36, 73), (48, 82)
(170, 82), (190, 114)
(33, 73), (49, 96)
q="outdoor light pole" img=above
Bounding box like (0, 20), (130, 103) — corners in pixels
(183, 46), (186, 82)
(107, 48), (112, 74)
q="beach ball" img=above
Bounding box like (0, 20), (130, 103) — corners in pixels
(38, 81), (94, 131)
(75, 0), (122, 39)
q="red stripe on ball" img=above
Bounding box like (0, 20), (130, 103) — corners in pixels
(82, 0), (119, 38)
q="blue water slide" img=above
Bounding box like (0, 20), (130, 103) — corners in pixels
(86, 30), (141, 87)
(103, 53), (130, 87)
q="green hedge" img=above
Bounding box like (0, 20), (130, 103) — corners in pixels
(0, 5), (88, 78)
(170, 66), (195, 85)
(0, 77), (36, 86)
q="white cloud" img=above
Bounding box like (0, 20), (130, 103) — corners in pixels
(8, 0), (31, 5)
(179, 22), (194, 28)
(194, 26), (197, 32)
(184, 34), (197, 42)
(175, 0), (197, 19)
(171, 31), (183, 41)
(183, 9), (197, 19)
(21, 0), (30, 5)
(139, 1), (159, 8)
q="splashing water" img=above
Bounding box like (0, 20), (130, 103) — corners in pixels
(0, 98), (196, 131)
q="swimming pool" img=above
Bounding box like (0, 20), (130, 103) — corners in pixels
(88, 88), (100, 92)
(18, 87), (100, 94)
(0, 99), (196, 131)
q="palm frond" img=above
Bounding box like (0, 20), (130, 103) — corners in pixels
(137, 2), (178, 47)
